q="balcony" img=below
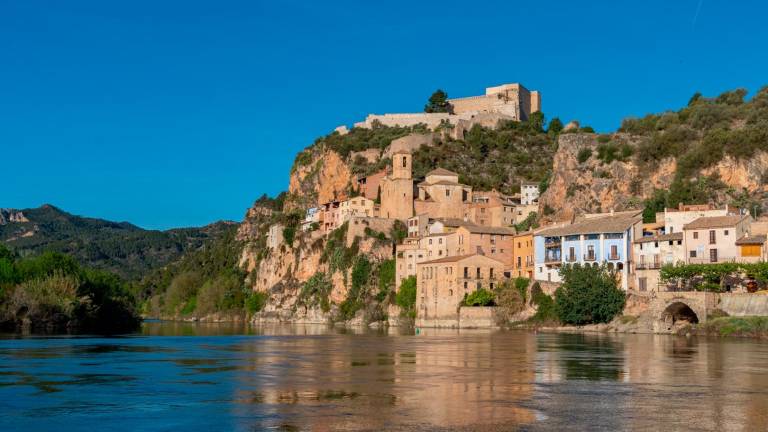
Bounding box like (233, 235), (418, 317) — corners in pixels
(565, 255), (577, 263)
(545, 240), (561, 248)
(607, 254), (621, 261)
(688, 257), (736, 264)
(544, 255), (562, 265)
(636, 262), (661, 270)
(583, 253), (596, 262)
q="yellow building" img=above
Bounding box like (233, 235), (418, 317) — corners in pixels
(512, 231), (535, 278)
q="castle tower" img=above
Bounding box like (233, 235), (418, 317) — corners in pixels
(379, 150), (414, 220)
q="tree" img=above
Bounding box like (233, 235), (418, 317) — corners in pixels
(395, 276), (416, 318)
(554, 264), (625, 325)
(527, 111), (546, 133)
(424, 89), (451, 113)
(548, 117), (564, 134)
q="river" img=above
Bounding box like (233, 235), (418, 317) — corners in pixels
(1, 321), (767, 431)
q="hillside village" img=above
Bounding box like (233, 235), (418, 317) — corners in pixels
(244, 83), (768, 330)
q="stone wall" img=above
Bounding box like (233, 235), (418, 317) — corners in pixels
(458, 306), (497, 328)
(718, 293), (768, 317)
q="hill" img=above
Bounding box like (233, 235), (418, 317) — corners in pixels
(0, 204), (237, 280)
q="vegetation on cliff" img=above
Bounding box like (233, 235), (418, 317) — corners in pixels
(0, 245), (140, 333)
(628, 87), (768, 217)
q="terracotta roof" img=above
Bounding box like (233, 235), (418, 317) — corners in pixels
(736, 234), (766, 245)
(419, 253), (505, 265)
(537, 214), (642, 237)
(426, 167), (459, 177)
(461, 225), (515, 235)
(683, 215), (748, 230)
(431, 218), (475, 228)
(634, 232), (684, 243)
(417, 179), (461, 187)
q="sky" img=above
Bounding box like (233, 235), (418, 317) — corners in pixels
(2, 0), (767, 230)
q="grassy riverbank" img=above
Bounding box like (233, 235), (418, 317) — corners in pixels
(688, 316), (768, 338)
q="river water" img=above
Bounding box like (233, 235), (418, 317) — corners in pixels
(1, 322), (768, 432)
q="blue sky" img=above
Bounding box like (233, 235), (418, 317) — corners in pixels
(2, 0), (766, 229)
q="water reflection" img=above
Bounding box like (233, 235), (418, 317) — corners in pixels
(0, 323), (768, 431)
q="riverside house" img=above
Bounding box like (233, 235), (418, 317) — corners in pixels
(632, 232), (684, 291)
(683, 215), (751, 264)
(533, 212), (643, 290)
(415, 254), (505, 327)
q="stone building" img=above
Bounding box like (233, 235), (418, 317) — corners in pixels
(511, 231), (535, 279)
(355, 83), (541, 129)
(379, 150), (414, 220)
(448, 83), (541, 120)
(339, 196), (376, 221)
(354, 169), (387, 201)
(319, 201), (341, 233)
(683, 215), (751, 264)
(455, 225), (515, 267)
(301, 207), (320, 231)
(661, 203), (733, 234)
(414, 168), (472, 220)
(466, 190), (517, 227)
(416, 254), (505, 328)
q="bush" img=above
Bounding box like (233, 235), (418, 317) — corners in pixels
(464, 288), (495, 306)
(163, 271), (201, 315)
(377, 259), (395, 302)
(577, 148), (592, 164)
(530, 282), (557, 323)
(395, 276), (416, 318)
(300, 272), (332, 312)
(245, 291), (268, 314)
(282, 225), (296, 246)
(494, 280), (527, 322)
(554, 264), (625, 325)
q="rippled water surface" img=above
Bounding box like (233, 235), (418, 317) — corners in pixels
(2, 322), (768, 431)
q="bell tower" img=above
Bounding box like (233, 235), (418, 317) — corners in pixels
(392, 151), (412, 180)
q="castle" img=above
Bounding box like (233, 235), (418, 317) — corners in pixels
(354, 83), (541, 130)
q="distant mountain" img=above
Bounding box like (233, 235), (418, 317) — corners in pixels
(0, 204), (238, 280)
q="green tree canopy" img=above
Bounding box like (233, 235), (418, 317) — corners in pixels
(424, 89), (451, 113)
(554, 264), (625, 325)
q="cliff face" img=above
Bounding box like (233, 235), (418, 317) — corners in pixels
(539, 133), (768, 222)
(286, 148), (353, 212)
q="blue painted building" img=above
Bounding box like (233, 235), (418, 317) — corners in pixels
(533, 212), (643, 290)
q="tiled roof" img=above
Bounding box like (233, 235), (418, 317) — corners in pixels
(736, 234), (767, 245)
(462, 225), (515, 235)
(683, 215), (748, 230)
(417, 180), (461, 187)
(419, 253), (504, 265)
(426, 167), (459, 177)
(431, 218), (475, 228)
(537, 214), (641, 237)
(634, 232), (684, 243)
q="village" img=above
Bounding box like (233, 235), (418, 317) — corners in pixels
(258, 83), (768, 329)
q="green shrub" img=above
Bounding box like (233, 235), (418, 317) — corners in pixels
(395, 276), (416, 318)
(377, 259), (395, 301)
(245, 291), (268, 314)
(577, 148), (592, 164)
(464, 288), (495, 306)
(300, 272), (332, 312)
(554, 264), (625, 325)
(530, 282), (557, 323)
(282, 226), (296, 246)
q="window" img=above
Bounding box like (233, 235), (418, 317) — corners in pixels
(448, 289), (453, 296)
(476, 267), (481, 278)
(710, 249), (718, 263)
(690, 250), (697, 258)
(693, 232), (699, 239)
(709, 230), (716, 244)
(476, 282), (482, 290)
(464, 267), (469, 278)
(610, 245), (618, 259)
(445, 189), (451, 197)
(402, 156), (407, 168)
(464, 281), (468, 290)
(639, 277), (647, 292)
(490, 268), (495, 279)
(724, 230), (729, 236)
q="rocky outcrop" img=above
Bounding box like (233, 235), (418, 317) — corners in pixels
(539, 133), (768, 222)
(0, 209), (28, 225)
(286, 149), (353, 211)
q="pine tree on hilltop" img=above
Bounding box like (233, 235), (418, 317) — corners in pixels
(424, 89), (451, 113)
